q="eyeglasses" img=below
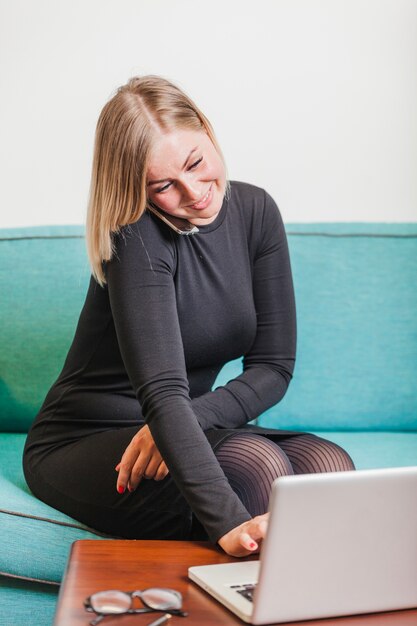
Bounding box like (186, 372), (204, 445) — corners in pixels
(84, 588), (188, 625)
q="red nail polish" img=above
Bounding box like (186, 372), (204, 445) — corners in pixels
(117, 485), (125, 494)
(250, 542), (256, 549)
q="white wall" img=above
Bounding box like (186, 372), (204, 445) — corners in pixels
(1, 0), (416, 227)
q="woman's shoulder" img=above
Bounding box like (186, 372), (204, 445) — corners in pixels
(227, 181), (286, 259)
(113, 209), (177, 254)
(229, 180), (279, 213)
(109, 209), (177, 273)
(228, 180), (282, 228)
(229, 179), (267, 201)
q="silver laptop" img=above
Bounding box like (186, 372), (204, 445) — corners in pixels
(189, 466), (417, 624)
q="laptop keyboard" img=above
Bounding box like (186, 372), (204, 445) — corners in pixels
(230, 583), (257, 602)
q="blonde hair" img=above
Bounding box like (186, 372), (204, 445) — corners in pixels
(86, 75), (229, 286)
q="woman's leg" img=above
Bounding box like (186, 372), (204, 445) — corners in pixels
(213, 432), (355, 519)
(24, 428), (354, 541)
(24, 426), (194, 540)
(214, 433), (294, 517)
(277, 433), (355, 474)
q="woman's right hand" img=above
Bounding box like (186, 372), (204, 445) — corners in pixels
(217, 513), (269, 557)
(115, 424), (169, 493)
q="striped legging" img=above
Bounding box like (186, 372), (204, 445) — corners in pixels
(215, 433), (355, 517)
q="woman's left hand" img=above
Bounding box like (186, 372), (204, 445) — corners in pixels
(217, 513), (269, 557)
(115, 425), (169, 493)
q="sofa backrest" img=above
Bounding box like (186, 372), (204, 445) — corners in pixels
(1, 226), (89, 432)
(218, 223), (417, 432)
(1, 223), (416, 433)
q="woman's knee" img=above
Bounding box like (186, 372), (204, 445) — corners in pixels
(279, 433), (355, 474)
(215, 433), (293, 516)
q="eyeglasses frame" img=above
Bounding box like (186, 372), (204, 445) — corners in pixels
(84, 587), (188, 625)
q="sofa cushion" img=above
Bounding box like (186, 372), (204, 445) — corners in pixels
(0, 434), (108, 583)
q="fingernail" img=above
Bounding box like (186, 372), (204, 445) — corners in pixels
(249, 542), (256, 549)
(117, 485), (125, 494)
(128, 485), (135, 492)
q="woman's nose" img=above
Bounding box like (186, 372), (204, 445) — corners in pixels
(180, 179), (201, 203)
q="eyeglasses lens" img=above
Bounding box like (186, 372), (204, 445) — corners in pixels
(91, 590), (132, 614)
(141, 588), (182, 610)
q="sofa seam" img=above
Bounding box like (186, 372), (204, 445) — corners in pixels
(0, 235), (84, 242)
(2, 233), (417, 242)
(0, 570), (60, 587)
(0, 507), (110, 537)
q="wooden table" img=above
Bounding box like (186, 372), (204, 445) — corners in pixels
(54, 540), (417, 626)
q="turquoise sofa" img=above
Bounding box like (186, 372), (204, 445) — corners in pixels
(1, 222), (416, 625)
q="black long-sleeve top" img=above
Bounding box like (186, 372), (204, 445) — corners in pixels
(28, 180), (296, 542)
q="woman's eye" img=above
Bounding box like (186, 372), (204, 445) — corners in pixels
(155, 182), (172, 193)
(188, 157), (203, 170)
(154, 157), (203, 193)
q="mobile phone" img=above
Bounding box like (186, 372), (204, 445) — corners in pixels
(147, 203), (199, 235)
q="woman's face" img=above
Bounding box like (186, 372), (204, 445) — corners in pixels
(146, 128), (227, 226)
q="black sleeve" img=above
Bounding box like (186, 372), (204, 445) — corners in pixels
(191, 190), (297, 430)
(105, 219), (251, 543)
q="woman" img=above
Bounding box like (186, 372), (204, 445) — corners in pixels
(23, 75), (354, 557)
